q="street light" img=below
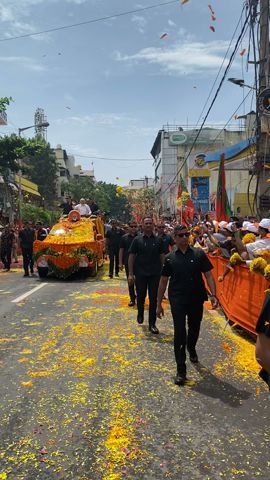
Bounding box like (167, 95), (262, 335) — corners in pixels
(228, 78), (256, 90)
(18, 122), (50, 136)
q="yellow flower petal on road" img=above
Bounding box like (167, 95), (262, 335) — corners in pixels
(21, 381), (33, 388)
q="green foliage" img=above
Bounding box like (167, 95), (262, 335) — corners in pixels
(67, 178), (131, 221)
(21, 203), (58, 225)
(0, 134), (37, 176)
(0, 96), (13, 112)
(23, 140), (58, 206)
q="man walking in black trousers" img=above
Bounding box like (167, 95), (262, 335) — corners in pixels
(119, 221), (138, 306)
(0, 225), (15, 271)
(157, 224), (218, 385)
(128, 217), (165, 334)
(105, 220), (123, 278)
(19, 222), (35, 277)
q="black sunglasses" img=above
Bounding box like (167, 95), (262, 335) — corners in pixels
(175, 232), (190, 238)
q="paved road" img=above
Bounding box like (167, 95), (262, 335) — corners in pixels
(0, 267), (269, 480)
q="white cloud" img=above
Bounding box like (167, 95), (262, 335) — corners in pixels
(0, 55), (46, 72)
(131, 14), (147, 34)
(55, 113), (134, 127)
(115, 40), (234, 76)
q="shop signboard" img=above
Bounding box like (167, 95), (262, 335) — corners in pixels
(191, 176), (210, 214)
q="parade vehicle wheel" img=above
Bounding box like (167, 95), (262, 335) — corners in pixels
(38, 267), (48, 278)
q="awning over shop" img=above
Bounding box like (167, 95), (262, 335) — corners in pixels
(205, 137), (256, 163)
(205, 137), (256, 171)
(14, 175), (41, 197)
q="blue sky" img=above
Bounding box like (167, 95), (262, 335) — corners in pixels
(0, 0), (255, 184)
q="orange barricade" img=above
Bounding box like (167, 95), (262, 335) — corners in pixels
(208, 255), (269, 335)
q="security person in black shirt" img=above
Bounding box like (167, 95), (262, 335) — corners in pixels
(119, 221), (138, 306)
(128, 217), (165, 334)
(19, 222), (36, 277)
(105, 220), (123, 278)
(156, 223), (175, 254)
(157, 224), (218, 385)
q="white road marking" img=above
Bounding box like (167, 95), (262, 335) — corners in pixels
(11, 283), (48, 304)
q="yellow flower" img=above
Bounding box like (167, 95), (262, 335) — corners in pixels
(250, 257), (267, 275)
(229, 253), (243, 266)
(21, 381), (33, 388)
(264, 265), (270, 281)
(257, 248), (270, 259)
(242, 233), (256, 245)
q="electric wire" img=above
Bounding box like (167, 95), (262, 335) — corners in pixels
(195, 4), (246, 127)
(0, 0), (179, 43)
(160, 8), (251, 198)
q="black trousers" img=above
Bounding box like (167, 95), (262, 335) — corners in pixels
(1, 247), (12, 270)
(21, 246), (34, 274)
(109, 249), (119, 276)
(125, 264), (136, 302)
(169, 300), (204, 373)
(135, 274), (160, 326)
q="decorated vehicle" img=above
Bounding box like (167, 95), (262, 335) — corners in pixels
(33, 211), (105, 279)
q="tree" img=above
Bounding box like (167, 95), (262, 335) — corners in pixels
(23, 140), (58, 207)
(66, 178), (131, 221)
(0, 134), (27, 176)
(21, 204), (59, 225)
(0, 96), (13, 112)
(126, 187), (155, 222)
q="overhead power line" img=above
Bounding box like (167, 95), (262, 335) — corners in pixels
(0, 0), (179, 43)
(160, 5), (251, 198)
(70, 153), (151, 162)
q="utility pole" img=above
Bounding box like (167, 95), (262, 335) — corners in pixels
(257, 0), (270, 216)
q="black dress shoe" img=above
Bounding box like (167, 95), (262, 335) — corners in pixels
(137, 316), (144, 324)
(188, 349), (199, 363)
(174, 372), (187, 386)
(149, 325), (159, 334)
(128, 301), (135, 307)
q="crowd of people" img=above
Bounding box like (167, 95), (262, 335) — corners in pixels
(0, 221), (49, 276)
(105, 214), (270, 387)
(2, 208), (270, 388)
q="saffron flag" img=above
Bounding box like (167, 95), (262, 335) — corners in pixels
(177, 175), (195, 225)
(216, 154), (232, 221)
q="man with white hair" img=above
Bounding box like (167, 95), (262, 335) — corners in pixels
(74, 198), (91, 217)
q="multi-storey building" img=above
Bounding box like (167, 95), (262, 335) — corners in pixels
(151, 118), (254, 216)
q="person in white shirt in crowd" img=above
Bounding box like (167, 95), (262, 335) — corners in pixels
(234, 218), (270, 259)
(74, 198), (91, 217)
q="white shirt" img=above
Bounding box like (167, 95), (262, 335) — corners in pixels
(74, 203), (91, 216)
(246, 238), (270, 259)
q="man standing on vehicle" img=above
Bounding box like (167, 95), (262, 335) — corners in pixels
(119, 221), (138, 306)
(128, 217), (165, 334)
(74, 198), (91, 217)
(157, 224), (218, 385)
(19, 222), (35, 277)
